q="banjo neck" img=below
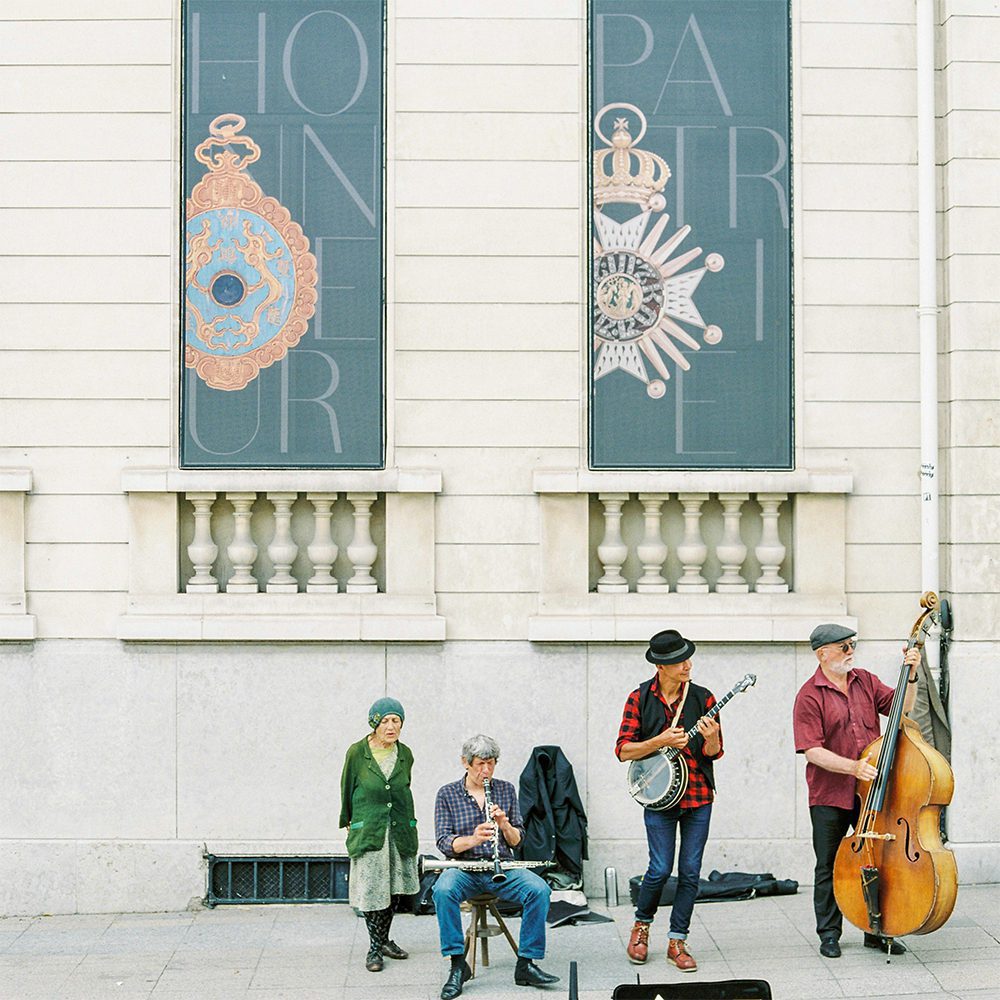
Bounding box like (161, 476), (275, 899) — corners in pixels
(656, 677), (750, 759)
(628, 672), (756, 810)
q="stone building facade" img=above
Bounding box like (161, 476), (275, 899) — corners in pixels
(1, 0), (997, 914)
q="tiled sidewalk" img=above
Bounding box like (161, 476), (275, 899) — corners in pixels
(1, 885), (999, 1000)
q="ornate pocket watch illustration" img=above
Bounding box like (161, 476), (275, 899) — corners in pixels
(592, 103), (724, 399)
(185, 114), (319, 391)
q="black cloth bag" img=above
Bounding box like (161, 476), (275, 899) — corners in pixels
(628, 869), (798, 907)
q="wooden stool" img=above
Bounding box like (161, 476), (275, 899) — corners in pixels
(462, 893), (518, 976)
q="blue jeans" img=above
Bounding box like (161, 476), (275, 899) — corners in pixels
(432, 867), (550, 960)
(634, 803), (713, 938)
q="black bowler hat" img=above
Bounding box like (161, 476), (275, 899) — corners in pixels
(646, 629), (696, 665)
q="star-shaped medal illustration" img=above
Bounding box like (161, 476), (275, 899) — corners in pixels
(593, 105), (724, 399)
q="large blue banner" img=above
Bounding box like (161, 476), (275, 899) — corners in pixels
(181, 1), (384, 468)
(590, 1), (791, 469)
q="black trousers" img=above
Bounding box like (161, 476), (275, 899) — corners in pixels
(810, 803), (859, 940)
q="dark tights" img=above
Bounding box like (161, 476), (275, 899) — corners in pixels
(363, 895), (401, 955)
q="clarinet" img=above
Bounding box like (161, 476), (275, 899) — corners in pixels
(482, 777), (507, 884)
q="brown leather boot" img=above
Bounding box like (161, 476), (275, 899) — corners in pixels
(626, 921), (650, 964)
(667, 938), (697, 972)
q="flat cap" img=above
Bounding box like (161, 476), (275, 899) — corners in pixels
(809, 623), (857, 650)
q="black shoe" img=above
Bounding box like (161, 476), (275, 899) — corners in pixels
(365, 947), (384, 972)
(864, 933), (906, 955)
(819, 936), (841, 958)
(383, 939), (409, 960)
(440, 959), (472, 1000)
(514, 958), (561, 987)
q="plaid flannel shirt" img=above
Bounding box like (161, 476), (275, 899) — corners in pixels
(616, 676), (723, 810)
(434, 775), (524, 859)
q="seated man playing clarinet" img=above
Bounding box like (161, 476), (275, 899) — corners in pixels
(432, 734), (560, 999)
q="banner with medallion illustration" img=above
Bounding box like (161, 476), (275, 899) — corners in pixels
(181, 1), (383, 468)
(590, 1), (791, 469)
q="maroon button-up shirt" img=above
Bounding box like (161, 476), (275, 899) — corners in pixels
(793, 665), (896, 809)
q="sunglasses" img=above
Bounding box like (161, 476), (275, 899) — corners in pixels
(839, 640), (858, 652)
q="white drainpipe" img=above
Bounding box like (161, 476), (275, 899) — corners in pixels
(917, 0), (940, 596)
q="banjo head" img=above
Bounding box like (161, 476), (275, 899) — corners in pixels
(627, 754), (689, 810)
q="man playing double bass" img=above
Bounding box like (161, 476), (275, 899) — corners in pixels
(793, 623), (922, 958)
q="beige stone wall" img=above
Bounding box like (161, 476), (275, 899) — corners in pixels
(2, 1), (991, 642)
(0, 0), (174, 638)
(797, 0), (924, 638)
(1, 0), (998, 912)
(938, 0), (1000, 861)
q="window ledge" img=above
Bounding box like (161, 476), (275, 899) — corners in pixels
(529, 593), (856, 643)
(533, 468), (853, 494)
(0, 469), (32, 492)
(118, 594), (445, 642)
(122, 467), (442, 494)
(0, 609), (36, 641)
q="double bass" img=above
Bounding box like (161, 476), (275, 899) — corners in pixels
(833, 592), (958, 953)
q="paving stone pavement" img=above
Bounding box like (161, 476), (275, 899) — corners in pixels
(1, 885), (999, 1000)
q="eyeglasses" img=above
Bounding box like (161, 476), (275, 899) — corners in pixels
(839, 640), (857, 652)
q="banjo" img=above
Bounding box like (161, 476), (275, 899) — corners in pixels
(626, 673), (756, 810)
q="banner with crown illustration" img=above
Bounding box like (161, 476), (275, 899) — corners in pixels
(590, 1), (791, 469)
(180, 1), (384, 468)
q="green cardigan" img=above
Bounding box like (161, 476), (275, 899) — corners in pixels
(339, 736), (418, 858)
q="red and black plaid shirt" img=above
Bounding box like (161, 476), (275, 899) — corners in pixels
(616, 675), (723, 810)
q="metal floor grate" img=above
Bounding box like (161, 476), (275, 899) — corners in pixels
(205, 855), (350, 906)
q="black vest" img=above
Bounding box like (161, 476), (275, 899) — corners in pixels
(637, 677), (716, 791)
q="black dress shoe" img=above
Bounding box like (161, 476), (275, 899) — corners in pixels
(819, 936), (841, 958)
(514, 958), (561, 987)
(440, 959), (472, 1000)
(365, 947), (384, 972)
(382, 939), (409, 960)
(864, 933), (906, 955)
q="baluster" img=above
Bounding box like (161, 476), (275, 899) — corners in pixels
(346, 493), (378, 593)
(596, 493), (629, 593)
(225, 492), (259, 593)
(266, 492), (299, 594)
(754, 493), (789, 593)
(185, 491), (219, 593)
(715, 493), (749, 593)
(306, 492), (339, 593)
(636, 493), (669, 593)
(675, 493), (709, 593)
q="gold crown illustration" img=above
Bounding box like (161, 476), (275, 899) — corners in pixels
(593, 104), (670, 212)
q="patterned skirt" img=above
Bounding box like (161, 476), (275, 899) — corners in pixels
(349, 829), (420, 912)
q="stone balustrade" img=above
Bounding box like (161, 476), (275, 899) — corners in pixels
(181, 490), (385, 595)
(119, 468), (444, 641)
(0, 468), (35, 640)
(530, 469), (855, 642)
(592, 491), (791, 595)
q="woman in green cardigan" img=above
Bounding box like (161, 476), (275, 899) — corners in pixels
(340, 697), (419, 972)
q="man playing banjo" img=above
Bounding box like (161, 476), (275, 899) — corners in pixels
(616, 630), (723, 972)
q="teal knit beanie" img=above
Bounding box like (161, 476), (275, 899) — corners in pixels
(368, 697), (405, 729)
